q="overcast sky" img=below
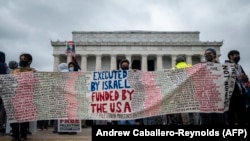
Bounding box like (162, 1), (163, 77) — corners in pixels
(0, 0), (249, 75)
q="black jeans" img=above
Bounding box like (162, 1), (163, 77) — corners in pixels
(37, 120), (48, 129)
(227, 86), (247, 125)
(11, 122), (28, 139)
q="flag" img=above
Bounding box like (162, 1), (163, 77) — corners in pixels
(65, 40), (75, 56)
(72, 43), (75, 57)
(65, 40), (81, 71)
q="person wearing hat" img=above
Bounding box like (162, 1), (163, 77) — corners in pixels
(51, 63), (69, 134)
(225, 50), (248, 125)
(170, 55), (193, 125)
(199, 48), (226, 125)
(8, 60), (18, 74)
(204, 48), (218, 63)
(58, 62), (69, 72)
(173, 55), (192, 69)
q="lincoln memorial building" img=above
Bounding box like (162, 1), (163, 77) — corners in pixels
(51, 31), (222, 72)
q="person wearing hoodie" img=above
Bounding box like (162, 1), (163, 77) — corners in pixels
(173, 55), (192, 69)
(116, 59), (136, 125)
(56, 62), (85, 133)
(0, 51), (7, 134)
(0, 51), (7, 74)
(58, 62), (69, 72)
(52, 63), (69, 134)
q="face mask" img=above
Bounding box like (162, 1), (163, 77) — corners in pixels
(121, 67), (129, 70)
(69, 67), (74, 72)
(205, 56), (213, 62)
(19, 61), (29, 67)
(233, 56), (240, 64)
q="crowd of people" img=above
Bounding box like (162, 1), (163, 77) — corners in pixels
(91, 48), (250, 126)
(0, 48), (250, 140)
(0, 52), (87, 140)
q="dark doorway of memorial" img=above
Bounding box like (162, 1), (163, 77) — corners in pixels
(147, 60), (155, 71)
(132, 60), (141, 70)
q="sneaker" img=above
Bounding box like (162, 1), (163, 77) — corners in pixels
(27, 131), (32, 135)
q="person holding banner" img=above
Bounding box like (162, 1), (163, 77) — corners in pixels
(68, 60), (87, 128)
(117, 59), (137, 125)
(225, 50), (249, 125)
(169, 55), (193, 125)
(53, 62), (81, 134)
(10, 53), (36, 141)
(62, 61), (79, 135)
(199, 48), (225, 125)
(52, 63), (69, 134)
(244, 81), (250, 125)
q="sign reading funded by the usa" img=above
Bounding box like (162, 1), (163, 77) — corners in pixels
(89, 70), (135, 118)
(0, 62), (236, 123)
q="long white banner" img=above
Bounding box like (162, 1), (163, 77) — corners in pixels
(0, 62), (236, 123)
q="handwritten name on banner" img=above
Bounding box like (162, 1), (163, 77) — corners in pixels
(0, 63), (236, 123)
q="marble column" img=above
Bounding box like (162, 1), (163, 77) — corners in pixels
(171, 55), (177, 68)
(141, 55), (148, 71)
(216, 53), (221, 62)
(200, 54), (205, 62)
(81, 55), (87, 72)
(186, 55), (192, 64)
(95, 54), (102, 71)
(110, 55), (117, 70)
(156, 55), (163, 71)
(53, 55), (60, 72)
(67, 54), (72, 64)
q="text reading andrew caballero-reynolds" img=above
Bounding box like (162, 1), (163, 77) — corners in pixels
(90, 70), (135, 114)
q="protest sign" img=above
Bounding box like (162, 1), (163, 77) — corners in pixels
(0, 63), (236, 123)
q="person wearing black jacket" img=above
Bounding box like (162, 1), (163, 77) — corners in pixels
(0, 51), (7, 74)
(0, 51), (7, 134)
(225, 50), (249, 125)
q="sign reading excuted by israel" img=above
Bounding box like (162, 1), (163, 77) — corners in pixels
(0, 62), (236, 123)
